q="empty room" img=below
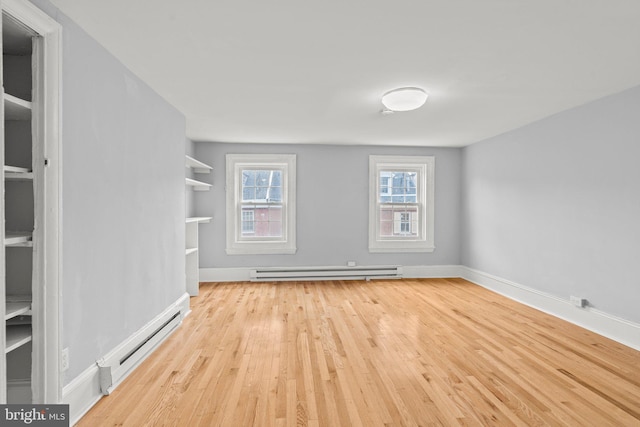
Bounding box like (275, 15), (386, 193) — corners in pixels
(1, 0), (639, 426)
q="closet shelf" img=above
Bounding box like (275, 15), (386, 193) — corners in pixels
(4, 93), (32, 120)
(5, 300), (31, 320)
(5, 325), (32, 353)
(4, 165), (31, 173)
(185, 155), (212, 174)
(4, 232), (33, 247)
(4, 165), (33, 180)
(185, 178), (212, 191)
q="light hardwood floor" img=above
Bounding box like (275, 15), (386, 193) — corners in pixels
(78, 279), (640, 426)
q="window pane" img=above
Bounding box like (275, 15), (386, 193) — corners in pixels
(243, 170), (256, 187)
(241, 204), (283, 238)
(241, 209), (255, 234)
(379, 171), (418, 203)
(255, 170), (271, 186)
(242, 169), (282, 202)
(379, 205), (419, 237)
(269, 186), (282, 202)
(243, 187), (256, 201)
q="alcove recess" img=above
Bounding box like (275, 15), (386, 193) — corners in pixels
(2, 12), (36, 403)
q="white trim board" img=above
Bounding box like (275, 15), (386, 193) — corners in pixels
(62, 364), (101, 426)
(459, 267), (640, 351)
(401, 265), (462, 278)
(62, 292), (190, 425)
(200, 267), (252, 282)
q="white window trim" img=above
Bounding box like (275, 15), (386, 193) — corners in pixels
(226, 154), (296, 255)
(369, 155), (435, 253)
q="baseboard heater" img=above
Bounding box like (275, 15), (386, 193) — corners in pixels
(250, 265), (403, 282)
(96, 308), (182, 395)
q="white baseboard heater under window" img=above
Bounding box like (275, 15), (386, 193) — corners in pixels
(96, 307), (182, 395)
(250, 265), (403, 282)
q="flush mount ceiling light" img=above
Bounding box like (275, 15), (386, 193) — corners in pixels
(381, 87), (428, 112)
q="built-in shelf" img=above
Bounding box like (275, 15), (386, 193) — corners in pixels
(4, 232), (33, 247)
(4, 93), (32, 121)
(185, 177), (212, 191)
(185, 155), (212, 174)
(186, 217), (212, 224)
(185, 216), (211, 297)
(5, 325), (32, 353)
(4, 165), (31, 173)
(185, 152), (212, 297)
(3, 7), (50, 404)
(5, 299), (31, 320)
(5, 165), (34, 181)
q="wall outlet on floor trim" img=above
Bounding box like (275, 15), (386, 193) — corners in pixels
(570, 296), (588, 308)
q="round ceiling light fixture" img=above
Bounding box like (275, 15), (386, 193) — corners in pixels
(381, 87), (428, 112)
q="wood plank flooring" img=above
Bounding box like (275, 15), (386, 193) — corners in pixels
(77, 278), (640, 426)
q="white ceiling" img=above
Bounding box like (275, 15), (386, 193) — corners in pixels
(47, 0), (640, 147)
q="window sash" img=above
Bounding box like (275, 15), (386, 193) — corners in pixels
(378, 202), (421, 240)
(377, 167), (423, 241)
(238, 204), (284, 240)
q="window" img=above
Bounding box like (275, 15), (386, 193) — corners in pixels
(369, 155), (434, 253)
(226, 154), (296, 254)
(241, 210), (255, 234)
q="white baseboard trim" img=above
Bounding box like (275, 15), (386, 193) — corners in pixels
(200, 267), (251, 282)
(62, 364), (101, 426)
(460, 266), (640, 351)
(62, 292), (191, 425)
(402, 265), (463, 278)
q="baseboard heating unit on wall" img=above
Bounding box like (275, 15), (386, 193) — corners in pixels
(96, 308), (183, 395)
(250, 265), (403, 282)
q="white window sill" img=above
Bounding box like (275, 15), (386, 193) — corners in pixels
(226, 246), (297, 255)
(369, 245), (435, 253)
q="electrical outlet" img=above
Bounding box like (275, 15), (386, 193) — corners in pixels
(570, 296), (587, 308)
(347, 261), (356, 267)
(61, 348), (69, 371)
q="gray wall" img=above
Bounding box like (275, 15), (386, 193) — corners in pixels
(31, 1), (187, 385)
(462, 85), (640, 324)
(194, 143), (462, 268)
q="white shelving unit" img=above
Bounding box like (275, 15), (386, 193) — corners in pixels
(4, 232), (33, 247)
(185, 154), (212, 192)
(2, 8), (38, 404)
(4, 93), (31, 120)
(1, 0), (61, 405)
(5, 299), (31, 320)
(185, 217), (211, 296)
(185, 177), (212, 191)
(185, 155), (212, 174)
(4, 165), (33, 181)
(5, 326), (31, 353)
(185, 155), (213, 296)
